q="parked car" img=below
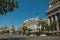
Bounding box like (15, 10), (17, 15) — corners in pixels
(30, 34), (34, 36)
(40, 34), (47, 36)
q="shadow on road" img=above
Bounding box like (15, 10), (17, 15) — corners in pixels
(0, 38), (26, 40)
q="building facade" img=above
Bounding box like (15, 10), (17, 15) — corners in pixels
(20, 13), (47, 34)
(23, 13), (41, 33)
(0, 24), (15, 35)
(46, 0), (60, 31)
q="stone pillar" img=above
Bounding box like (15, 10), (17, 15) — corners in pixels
(51, 16), (54, 22)
(55, 15), (59, 31)
(47, 18), (50, 26)
(51, 16), (55, 31)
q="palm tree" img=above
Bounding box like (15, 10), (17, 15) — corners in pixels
(40, 21), (49, 34)
(40, 21), (46, 30)
(22, 26), (28, 35)
(43, 23), (48, 30)
(0, 0), (18, 15)
(27, 28), (32, 35)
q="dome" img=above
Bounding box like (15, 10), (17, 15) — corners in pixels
(24, 13), (40, 23)
(23, 17), (40, 29)
(24, 18), (36, 23)
(24, 17), (40, 24)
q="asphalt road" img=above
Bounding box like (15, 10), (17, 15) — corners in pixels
(0, 35), (60, 40)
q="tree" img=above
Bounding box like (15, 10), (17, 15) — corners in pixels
(50, 20), (57, 31)
(0, 0), (18, 15)
(39, 21), (50, 34)
(40, 21), (46, 30)
(37, 21), (41, 26)
(37, 22), (41, 35)
(16, 30), (22, 35)
(22, 26), (28, 35)
(27, 28), (32, 35)
(5, 30), (10, 34)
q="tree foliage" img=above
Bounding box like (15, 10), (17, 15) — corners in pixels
(50, 20), (57, 31)
(22, 26), (28, 31)
(0, 0), (18, 15)
(16, 30), (22, 35)
(27, 28), (32, 33)
(22, 26), (28, 35)
(40, 21), (47, 30)
(5, 30), (10, 34)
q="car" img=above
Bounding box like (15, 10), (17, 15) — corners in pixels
(40, 34), (47, 36)
(24, 35), (27, 36)
(30, 34), (34, 36)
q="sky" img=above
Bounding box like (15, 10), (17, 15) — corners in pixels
(0, 0), (50, 29)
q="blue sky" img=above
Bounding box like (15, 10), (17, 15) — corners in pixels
(0, 0), (50, 29)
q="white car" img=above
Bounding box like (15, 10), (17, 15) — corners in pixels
(30, 34), (34, 36)
(24, 35), (27, 36)
(40, 34), (47, 36)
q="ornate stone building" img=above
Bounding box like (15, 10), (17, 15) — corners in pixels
(0, 24), (15, 35)
(20, 13), (47, 34)
(23, 13), (41, 33)
(46, 0), (60, 31)
(9, 24), (15, 34)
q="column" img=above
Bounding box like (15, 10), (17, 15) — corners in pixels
(51, 16), (54, 22)
(55, 15), (59, 31)
(47, 18), (50, 26)
(51, 16), (55, 31)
